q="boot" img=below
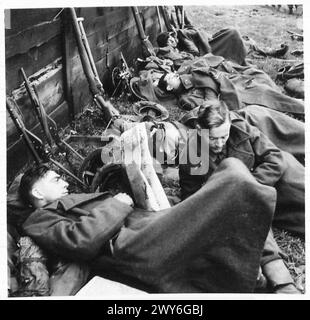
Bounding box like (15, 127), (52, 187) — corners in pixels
(255, 43), (289, 58)
(277, 62), (304, 81)
(262, 259), (301, 294)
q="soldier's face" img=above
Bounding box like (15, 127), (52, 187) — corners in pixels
(165, 73), (181, 91)
(209, 119), (231, 154)
(33, 170), (69, 203)
(167, 35), (178, 48)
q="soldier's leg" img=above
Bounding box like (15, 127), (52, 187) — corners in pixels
(209, 28), (248, 65)
(235, 105), (304, 165)
(274, 152), (305, 237)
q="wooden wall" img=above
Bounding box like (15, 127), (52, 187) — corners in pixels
(6, 6), (161, 183)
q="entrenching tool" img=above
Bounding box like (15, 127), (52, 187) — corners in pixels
(6, 96), (88, 189)
(20, 67), (84, 162)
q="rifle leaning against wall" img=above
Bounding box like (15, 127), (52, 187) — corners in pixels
(20, 67), (84, 162)
(69, 7), (120, 123)
(156, 6), (163, 33)
(6, 97), (88, 189)
(160, 6), (173, 32)
(131, 6), (156, 58)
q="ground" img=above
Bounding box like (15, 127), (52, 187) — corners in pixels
(53, 5), (305, 293)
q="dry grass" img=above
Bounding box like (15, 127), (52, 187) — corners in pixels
(186, 5), (303, 82)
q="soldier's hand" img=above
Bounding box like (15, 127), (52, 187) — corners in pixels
(114, 193), (134, 207)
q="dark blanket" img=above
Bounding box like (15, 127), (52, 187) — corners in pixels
(90, 159), (275, 293)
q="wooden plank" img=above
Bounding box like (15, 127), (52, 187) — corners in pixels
(61, 9), (75, 120)
(72, 82), (92, 115)
(7, 64), (65, 144)
(5, 8), (62, 36)
(82, 7), (133, 39)
(67, 16), (134, 60)
(7, 99), (69, 147)
(5, 19), (62, 59)
(7, 140), (33, 184)
(143, 6), (157, 19)
(67, 31), (109, 68)
(6, 35), (62, 92)
(68, 10), (153, 73)
(105, 14), (136, 40)
(145, 18), (159, 44)
(70, 66), (92, 115)
(107, 25), (138, 52)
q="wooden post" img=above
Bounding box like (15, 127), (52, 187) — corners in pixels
(61, 8), (75, 121)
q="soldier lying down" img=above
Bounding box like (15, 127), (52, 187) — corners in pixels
(17, 156), (280, 294)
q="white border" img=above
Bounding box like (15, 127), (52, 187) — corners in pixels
(0, 0), (309, 301)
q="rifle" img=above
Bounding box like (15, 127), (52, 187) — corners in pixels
(156, 6), (163, 33)
(7, 97), (48, 164)
(131, 7), (156, 58)
(160, 6), (174, 31)
(6, 96), (88, 189)
(180, 6), (185, 29)
(20, 67), (84, 162)
(174, 6), (192, 29)
(69, 8), (119, 122)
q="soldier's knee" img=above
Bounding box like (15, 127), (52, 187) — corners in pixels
(220, 157), (248, 171)
(226, 28), (242, 39)
(219, 158), (253, 184)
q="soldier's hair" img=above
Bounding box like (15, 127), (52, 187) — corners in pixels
(157, 32), (171, 47)
(19, 163), (50, 206)
(197, 100), (231, 129)
(157, 72), (169, 92)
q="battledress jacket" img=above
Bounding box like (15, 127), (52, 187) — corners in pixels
(179, 113), (286, 200)
(175, 57), (304, 115)
(179, 113), (304, 236)
(22, 161), (277, 293)
(21, 193), (133, 261)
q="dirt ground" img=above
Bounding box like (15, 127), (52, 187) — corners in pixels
(48, 5), (305, 293)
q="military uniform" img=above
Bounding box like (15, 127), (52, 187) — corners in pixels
(22, 160), (276, 293)
(179, 113), (305, 235)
